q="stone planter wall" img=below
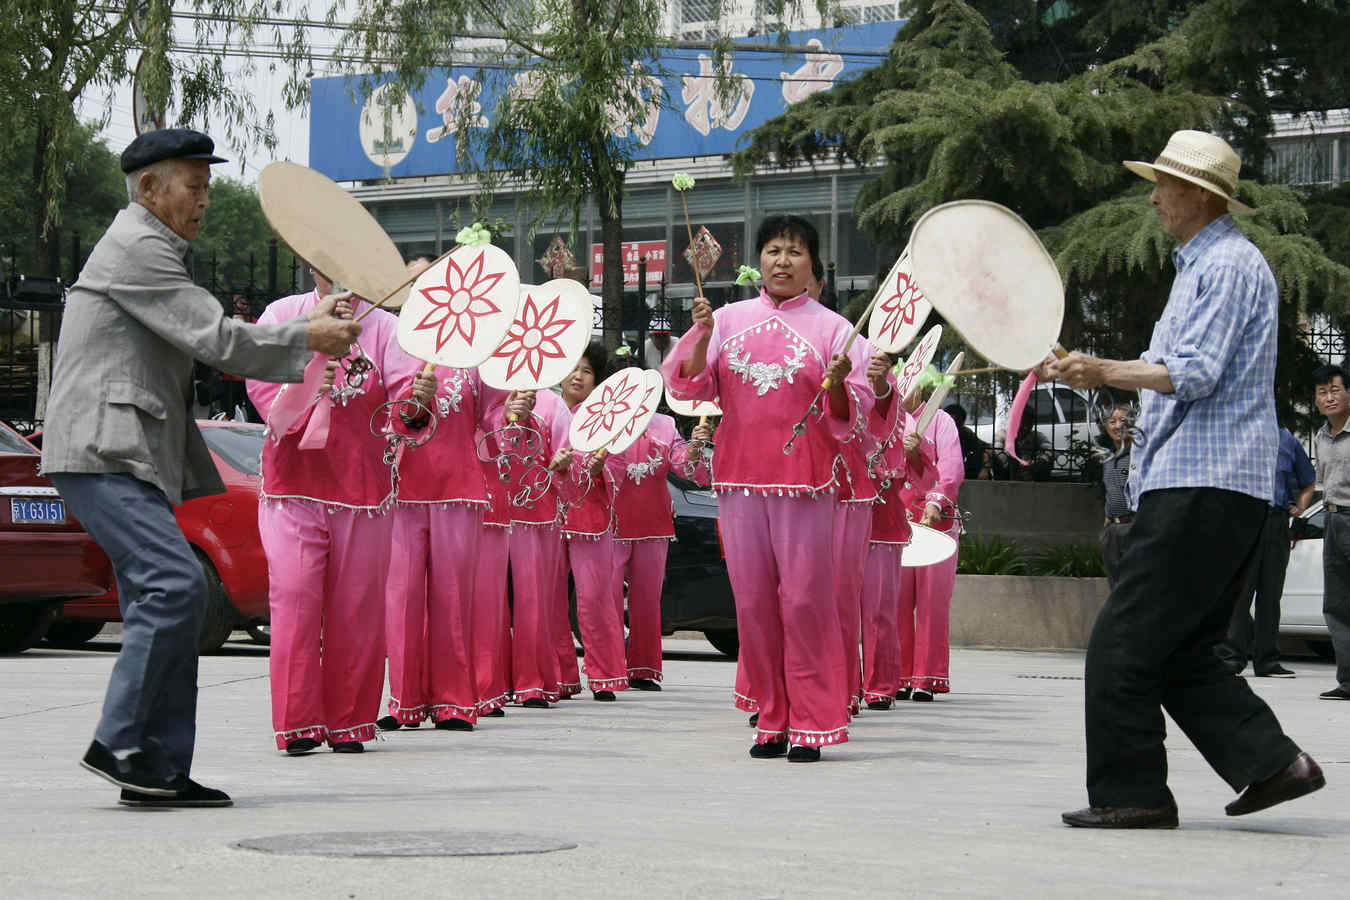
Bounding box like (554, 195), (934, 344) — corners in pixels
(950, 574), (1109, 650)
(958, 480), (1105, 552)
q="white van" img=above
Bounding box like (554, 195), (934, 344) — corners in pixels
(946, 383), (1104, 478)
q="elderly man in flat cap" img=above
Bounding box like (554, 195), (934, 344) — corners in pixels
(1048, 130), (1323, 828)
(41, 128), (361, 808)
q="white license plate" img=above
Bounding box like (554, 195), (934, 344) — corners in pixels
(10, 498), (66, 524)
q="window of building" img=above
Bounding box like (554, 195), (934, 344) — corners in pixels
(836, 0), (901, 25)
(678, 0), (719, 40)
(1269, 137), (1334, 187)
(837, 214), (885, 281)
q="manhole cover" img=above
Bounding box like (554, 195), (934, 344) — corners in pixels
(235, 830), (577, 858)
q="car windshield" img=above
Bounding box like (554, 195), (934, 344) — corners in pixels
(0, 422), (37, 455)
(200, 424), (263, 476)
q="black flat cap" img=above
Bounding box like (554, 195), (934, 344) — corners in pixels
(120, 128), (227, 173)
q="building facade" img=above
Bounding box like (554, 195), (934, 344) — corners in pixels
(307, 15), (909, 329)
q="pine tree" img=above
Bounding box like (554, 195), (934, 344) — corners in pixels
(734, 0), (1350, 426)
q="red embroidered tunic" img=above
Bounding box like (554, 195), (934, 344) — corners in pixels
(612, 413), (711, 541)
(248, 291), (399, 511)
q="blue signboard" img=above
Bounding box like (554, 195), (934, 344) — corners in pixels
(308, 20), (901, 182)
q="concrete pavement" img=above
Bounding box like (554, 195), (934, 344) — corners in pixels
(1, 636), (1347, 898)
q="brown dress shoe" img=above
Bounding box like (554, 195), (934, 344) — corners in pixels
(1225, 752), (1325, 816)
(1061, 805), (1179, 829)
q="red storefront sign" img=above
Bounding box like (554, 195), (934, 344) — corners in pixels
(591, 240), (667, 287)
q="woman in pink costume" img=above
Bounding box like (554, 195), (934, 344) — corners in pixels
(831, 353), (880, 716)
(896, 388), (965, 701)
(247, 275), (399, 755)
(504, 387), (573, 708)
(555, 438), (625, 701)
(801, 266), (879, 718)
(858, 353), (930, 709)
(549, 347), (610, 699)
(662, 215), (872, 762)
(611, 404), (713, 692)
(376, 348), (531, 732)
(473, 444), (515, 718)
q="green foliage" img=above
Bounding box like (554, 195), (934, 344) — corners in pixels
(1028, 542), (1106, 577)
(1306, 185), (1350, 271)
(958, 535), (1107, 577)
(0, 1), (309, 272)
(191, 177), (299, 292)
(735, 0), (1350, 395)
(0, 118), (125, 278)
(956, 535), (1027, 575)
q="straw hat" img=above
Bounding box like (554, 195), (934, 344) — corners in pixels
(1123, 130), (1253, 215)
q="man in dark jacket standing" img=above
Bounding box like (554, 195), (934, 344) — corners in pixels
(41, 129), (360, 807)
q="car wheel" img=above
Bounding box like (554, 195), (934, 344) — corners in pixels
(703, 628), (739, 659)
(0, 603), (57, 654)
(245, 623), (270, 646)
(44, 620), (105, 648)
(195, 550), (236, 654)
(1306, 639), (1336, 662)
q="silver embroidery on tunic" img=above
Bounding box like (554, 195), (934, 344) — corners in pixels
(726, 341), (808, 396)
(438, 371), (465, 417)
(626, 449), (665, 484)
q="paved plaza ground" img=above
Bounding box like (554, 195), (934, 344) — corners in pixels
(1, 635), (1346, 898)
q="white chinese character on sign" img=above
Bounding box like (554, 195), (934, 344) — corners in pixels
(509, 71), (547, 103)
(426, 75), (488, 144)
(605, 64), (662, 147)
(781, 39), (845, 104)
(681, 54), (754, 137)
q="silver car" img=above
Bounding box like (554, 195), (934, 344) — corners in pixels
(1282, 500), (1335, 660)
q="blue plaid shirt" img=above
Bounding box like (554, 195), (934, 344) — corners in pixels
(1127, 215), (1278, 507)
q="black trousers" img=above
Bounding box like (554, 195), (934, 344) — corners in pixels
(1222, 506), (1290, 670)
(1085, 488), (1301, 809)
(1098, 521), (1131, 591)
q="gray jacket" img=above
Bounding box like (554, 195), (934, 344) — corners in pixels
(41, 203), (311, 505)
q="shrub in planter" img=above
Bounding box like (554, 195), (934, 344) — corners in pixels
(956, 535), (1027, 575)
(1029, 542), (1106, 577)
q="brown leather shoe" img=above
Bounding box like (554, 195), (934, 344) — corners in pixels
(1061, 805), (1179, 829)
(1225, 752), (1325, 816)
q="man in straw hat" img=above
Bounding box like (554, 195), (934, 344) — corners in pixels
(41, 128), (362, 808)
(1047, 130), (1324, 827)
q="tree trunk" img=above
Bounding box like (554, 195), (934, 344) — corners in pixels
(597, 180), (624, 350)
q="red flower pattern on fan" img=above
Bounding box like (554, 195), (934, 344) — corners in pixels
(413, 250), (506, 352)
(896, 327), (941, 400)
(492, 291), (577, 381)
(878, 271), (924, 347)
(620, 383), (659, 439)
(578, 376), (640, 442)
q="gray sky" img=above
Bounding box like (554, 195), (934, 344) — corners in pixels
(79, 8), (329, 183)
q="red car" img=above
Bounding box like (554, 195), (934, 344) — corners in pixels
(0, 419), (112, 653)
(52, 420), (270, 653)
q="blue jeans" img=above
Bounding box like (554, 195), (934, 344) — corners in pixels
(50, 473), (205, 778)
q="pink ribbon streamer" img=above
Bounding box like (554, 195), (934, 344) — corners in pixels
(1004, 369), (1038, 466)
